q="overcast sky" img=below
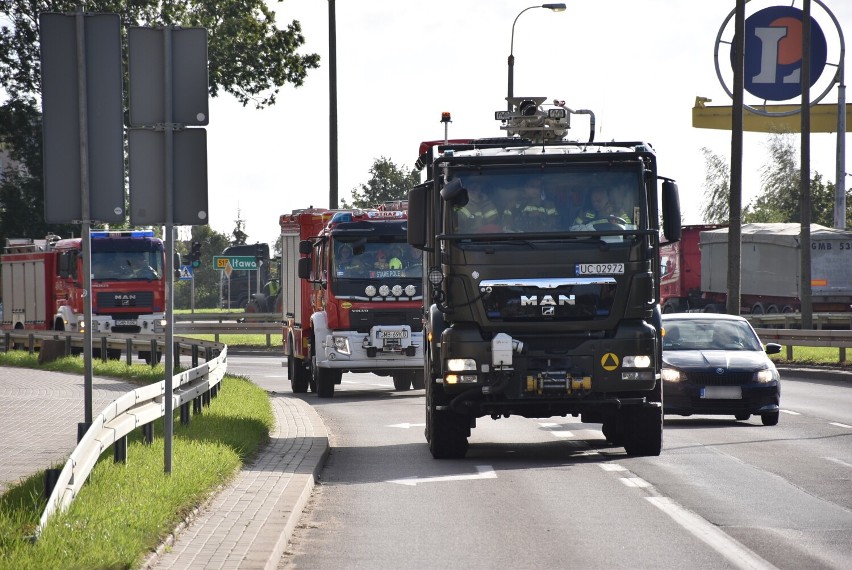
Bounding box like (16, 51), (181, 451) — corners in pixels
(205, 0), (851, 246)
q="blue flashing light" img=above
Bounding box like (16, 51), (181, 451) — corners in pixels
(91, 230), (155, 239)
(330, 212), (353, 224)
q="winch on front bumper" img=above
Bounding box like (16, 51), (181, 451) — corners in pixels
(364, 324), (417, 357)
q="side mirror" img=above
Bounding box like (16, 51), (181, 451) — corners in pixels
(765, 343), (782, 355)
(298, 240), (312, 255)
(297, 257), (311, 280)
(407, 183), (429, 248)
(440, 177), (467, 205)
(661, 179), (682, 242)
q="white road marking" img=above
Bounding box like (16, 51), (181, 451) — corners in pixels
(550, 431), (575, 438)
(387, 465), (497, 486)
(599, 464), (627, 472)
(829, 422), (852, 429)
(825, 457), (852, 469)
(619, 477), (651, 488)
(647, 497), (777, 570)
(539, 422), (560, 428)
(387, 423), (426, 429)
(780, 409), (800, 415)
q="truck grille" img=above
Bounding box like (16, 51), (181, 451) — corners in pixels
(96, 291), (154, 309)
(349, 308), (422, 333)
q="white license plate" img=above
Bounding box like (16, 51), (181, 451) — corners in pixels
(701, 386), (742, 399)
(576, 263), (624, 275)
(115, 320), (137, 326)
(379, 330), (408, 339)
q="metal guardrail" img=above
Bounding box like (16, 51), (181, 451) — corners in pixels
(174, 312), (281, 345)
(35, 345), (228, 537)
(747, 313), (852, 330)
(754, 328), (850, 364)
(2, 329), (222, 365)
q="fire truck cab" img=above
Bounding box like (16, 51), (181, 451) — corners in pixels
(281, 206), (425, 398)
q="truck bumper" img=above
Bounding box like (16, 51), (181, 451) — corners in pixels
(317, 330), (424, 371)
(90, 313), (167, 334)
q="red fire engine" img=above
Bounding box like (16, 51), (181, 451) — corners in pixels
(1, 230), (168, 343)
(280, 205), (424, 398)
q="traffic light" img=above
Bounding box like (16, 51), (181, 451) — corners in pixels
(190, 241), (202, 267)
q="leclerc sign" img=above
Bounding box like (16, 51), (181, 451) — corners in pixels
(740, 6), (827, 102)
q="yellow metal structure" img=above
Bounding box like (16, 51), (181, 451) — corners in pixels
(692, 96), (851, 133)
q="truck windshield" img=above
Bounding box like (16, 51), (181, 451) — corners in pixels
(92, 250), (163, 280)
(333, 239), (422, 280)
(446, 167), (644, 235)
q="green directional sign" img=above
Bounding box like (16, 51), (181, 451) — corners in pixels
(213, 255), (258, 270)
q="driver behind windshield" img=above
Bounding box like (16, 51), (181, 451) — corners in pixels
(572, 186), (632, 230)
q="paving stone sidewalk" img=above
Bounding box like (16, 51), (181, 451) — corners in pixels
(146, 392), (328, 570)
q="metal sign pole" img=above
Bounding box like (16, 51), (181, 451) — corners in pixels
(163, 26), (175, 474)
(75, 10), (94, 436)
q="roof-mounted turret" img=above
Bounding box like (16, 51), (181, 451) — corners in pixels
(496, 97), (596, 144)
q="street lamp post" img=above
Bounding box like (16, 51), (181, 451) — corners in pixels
(507, 3), (566, 110)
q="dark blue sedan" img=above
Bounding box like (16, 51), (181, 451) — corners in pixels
(661, 313), (782, 426)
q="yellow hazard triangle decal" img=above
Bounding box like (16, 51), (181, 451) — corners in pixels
(601, 353), (620, 371)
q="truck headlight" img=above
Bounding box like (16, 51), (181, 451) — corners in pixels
(623, 355), (651, 368)
(332, 336), (351, 355)
(661, 368), (682, 382)
(447, 358), (476, 372)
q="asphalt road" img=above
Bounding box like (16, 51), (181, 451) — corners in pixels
(226, 356), (852, 570)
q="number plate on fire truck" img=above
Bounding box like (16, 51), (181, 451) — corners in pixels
(379, 330), (408, 339)
(576, 263), (624, 275)
(115, 320), (137, 326)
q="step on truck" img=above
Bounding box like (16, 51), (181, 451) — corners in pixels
(407, 98), (682, 458)
(281, 204), (425, 397)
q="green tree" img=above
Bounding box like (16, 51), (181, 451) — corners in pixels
(700, 133), (852, 228)
(0, 0), (319, 246)
(344, 157), (421, 208)
(743, 132), (852, 227)
(699, 147), (731, 224)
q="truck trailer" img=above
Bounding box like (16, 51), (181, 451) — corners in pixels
(660, 223), (852, 314)
(407, 98), (682, 458)
(281, 205), (424, 397)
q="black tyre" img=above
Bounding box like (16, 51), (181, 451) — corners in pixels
(735, 412), (751, 421)
(623, 405), (663, 457)
(761, 411), (779, 426)
(289, 351), (309, 394)
(601, 417), (625, 446)
(312, 352), (339, 398)
(412, 372), (426, 390)
(392, 372), (413, 391)
(316, 367), (336, 398)
(426, 381), (469, 459)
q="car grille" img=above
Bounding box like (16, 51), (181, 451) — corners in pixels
(685, 371), (755, 386)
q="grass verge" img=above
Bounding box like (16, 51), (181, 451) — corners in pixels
(769, 345), (851, 368)
(0, 353), (273, 569)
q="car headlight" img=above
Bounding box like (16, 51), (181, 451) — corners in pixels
(661, 368), (682, 382)
(754, 368), (776, 383)
(623, 355), (651, 368)
(447, 358), (476, 372)
(332, 336), (351, 355)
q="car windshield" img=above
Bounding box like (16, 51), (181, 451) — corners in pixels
(332, 239), (422, 280)
(663, 319), (763, 351)
(92, 250), (163, 280)
(446, 166), (643, 235)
